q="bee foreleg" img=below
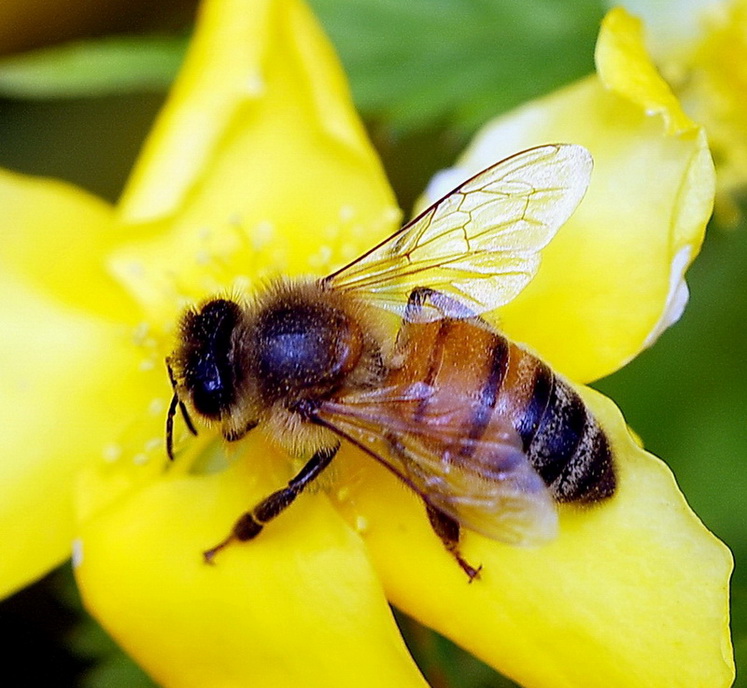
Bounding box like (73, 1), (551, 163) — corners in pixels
(425, 504), (482, 582)
(203, 443), (340, 563)
(165, 359), (198, 461)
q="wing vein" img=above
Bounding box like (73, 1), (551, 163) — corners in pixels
(325, 144), (592, 318)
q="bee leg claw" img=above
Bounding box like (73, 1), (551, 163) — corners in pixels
(203, 536), (234, 564)
(459, 559), (482, 583)
(203, 512), (266, 564)
(425, 504), (483, 582)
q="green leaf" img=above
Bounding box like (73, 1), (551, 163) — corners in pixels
(0, 35), (187, 99)
(733, 586), (747, 688)
(395, 608), (520, 688)
(80, 653), (158, 688)
(310, 0), (605, 132)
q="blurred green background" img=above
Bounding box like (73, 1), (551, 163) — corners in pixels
(0, 0), (743, 686)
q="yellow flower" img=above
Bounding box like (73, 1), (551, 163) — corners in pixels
(423, 8), (715, 384)
(0, 2), (733, 687)
(615, 0), (747, 222)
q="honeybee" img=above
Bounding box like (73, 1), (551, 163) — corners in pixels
(166, 144), (615, 580)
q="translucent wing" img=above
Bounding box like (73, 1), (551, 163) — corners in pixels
(317, 385), (558, 546)
(325, 144), (592, 319)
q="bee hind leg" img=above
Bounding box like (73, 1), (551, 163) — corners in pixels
(425, 504), (482, 582)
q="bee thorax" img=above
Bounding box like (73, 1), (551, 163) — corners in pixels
(254, 304), (353, 395)
(246, 280), (381, 410)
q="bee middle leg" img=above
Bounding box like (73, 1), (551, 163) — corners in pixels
(425, 504), (482, 582)
(203, 443), (340, 563)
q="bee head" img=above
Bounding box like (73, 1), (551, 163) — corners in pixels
(176, 298), (245, 420)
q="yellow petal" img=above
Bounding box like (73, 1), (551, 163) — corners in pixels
(618, 0), (747, 222)
(0, 167), (133, 318)
(334, 388), (734, 688)
(0, 173), (153, 597)
(422, 9), (714, 383)
(596, 8), (695, 136)
(112, 0), (398, 321)
(681, 0), (747, 222)
(615, 0), (715, 63)
(74, 450), (428, 688)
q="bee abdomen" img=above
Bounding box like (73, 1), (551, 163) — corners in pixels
(517, 361), (615, 503)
